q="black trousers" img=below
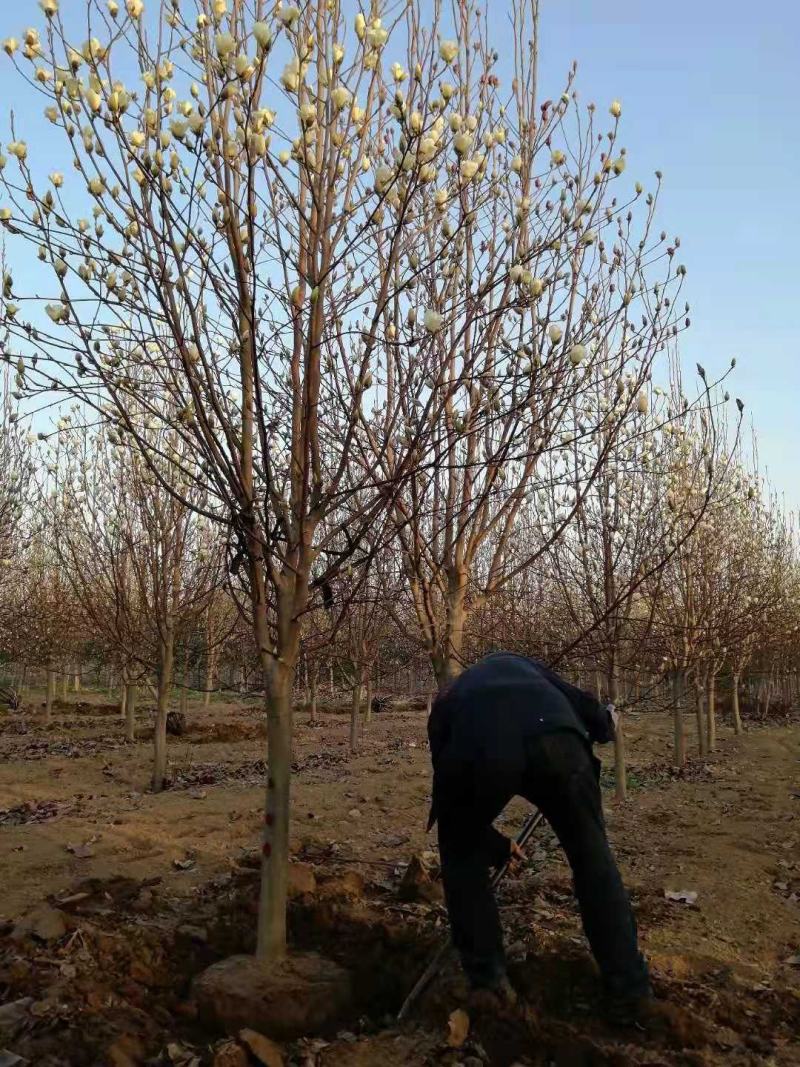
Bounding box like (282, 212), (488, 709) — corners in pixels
(436, 730), (651, 998)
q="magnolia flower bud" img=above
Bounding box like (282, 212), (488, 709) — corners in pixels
(126, 0), (144, 17)
(49, 171), (64, 188)
(88, 177), (104, 195)
(636, 392), (648, 414)
(40, 0), (58, 16)
(3, 38), (19, 55)
(8, 141), (27, 161)
(355, 12), (366, 39)
(439, 39), (458, 64)
(278, 148), (291, 164)
(548, 324), (562, 344)
(108, 0), (119, 15)
(551, 149), (565, 166)
(568, 344), (586, 366)
(424, 309), (443, 332)
(0, 208), (12, 222)
(610, 99), (622, 118)
(613, 156), (626, 175)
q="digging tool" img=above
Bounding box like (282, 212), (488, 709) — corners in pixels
(397, 808), (546, 1021)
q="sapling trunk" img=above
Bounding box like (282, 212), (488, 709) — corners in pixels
(672, 670), (687, 768)
(706, 670), (717, 752)
(61, 671), (69, 701)
(350, 671), (362, 753)
(257, 664), (293, 960)
(151, 630), (175, 792)
(309, 670), (318, 724)
(125, 683), (137, 742)
(609, 667), (626, 801)
(365, 672), (374, 726)
(45, 667), (56, 723)
(696, 676), (708, 756)
(732, 672), (742, 734)
(73, 669), (81, 693)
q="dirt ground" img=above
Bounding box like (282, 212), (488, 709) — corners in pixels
(0, 689), (798, 1066)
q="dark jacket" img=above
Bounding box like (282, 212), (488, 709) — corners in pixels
(427, 652), (613, 836)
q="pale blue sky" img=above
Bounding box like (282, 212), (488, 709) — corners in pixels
(533, 0), (800, 506)
(2, 1), (797, 504)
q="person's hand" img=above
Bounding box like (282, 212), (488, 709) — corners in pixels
(508, 840), (525, 874)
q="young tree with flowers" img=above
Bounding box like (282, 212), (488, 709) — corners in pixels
(0, 0), (593, 960)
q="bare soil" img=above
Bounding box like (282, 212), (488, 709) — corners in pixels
(0, 691), (798, 1065)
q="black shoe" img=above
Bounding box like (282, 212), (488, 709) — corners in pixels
(605, 992), (656, 1028)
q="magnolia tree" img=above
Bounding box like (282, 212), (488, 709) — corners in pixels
(0, 365), (33, 702)
(0, 0), (599, 959)
(361, 46), (690, 684)
(45, 415), (221, 786)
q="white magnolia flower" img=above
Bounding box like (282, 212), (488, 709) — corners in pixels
(439, 39), (458, 63)
(424, 309), (443, 332)
(636, 392), (649, 414)
(610, 99), (622, 118)
(331, 86), (351, 110)
(108, 1), (119, 15)
(8, 141), (27, 161)
(453, 132), (472, 155)
(280, 56), (302, 92)
(551, 149), (565, 166)
(277, 5), (301, 27)
(3, 38), (18, 56)
(0, 208), (12, 222)
(45, 303), (68, 323)
(40, 0), (58, 16)
(355, 12), (366, 40)
(568, 344), (586, 366)
(459, 158), (480, 181)
(49, 171), (64, 187)
(126, 0), (144, 17)
(366, 21), (388, 47)
(215, 32), (236, 58)
(510, 155), (523, 174)
(253, 22), (272, 50)
(548, 324), (562, 344)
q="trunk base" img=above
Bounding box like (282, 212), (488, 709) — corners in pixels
(193, 951), (352, 1040)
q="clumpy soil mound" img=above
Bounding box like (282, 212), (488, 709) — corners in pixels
(193, 951), (352, 1040)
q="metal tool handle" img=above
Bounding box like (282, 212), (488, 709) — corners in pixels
(397, 808), (545, 1021)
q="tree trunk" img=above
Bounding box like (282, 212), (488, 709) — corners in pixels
(609, 666), (626, 801)
(706, 670), (717, 752)
(61, 670), (69, 701)
(595, 671), (602, 701)
(152, 631), (175, 792)
(309, 669), (318, 724)
(73, 668), (81, 693)
(350, 669), (362, 753)
(257, 660), (293, 960)
(365, 669), (374, 726)
(125, 682), (137, 742)
(45, 667), (56, 724)
(696, 674), (708, 756)
(204, 647), (216, 708)
(732, 672), (742, 734)
(671, 670), (686, 768)
(329, 663), (334, 697)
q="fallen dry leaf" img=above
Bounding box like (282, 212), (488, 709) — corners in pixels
(446, 1007), (470, 1048)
